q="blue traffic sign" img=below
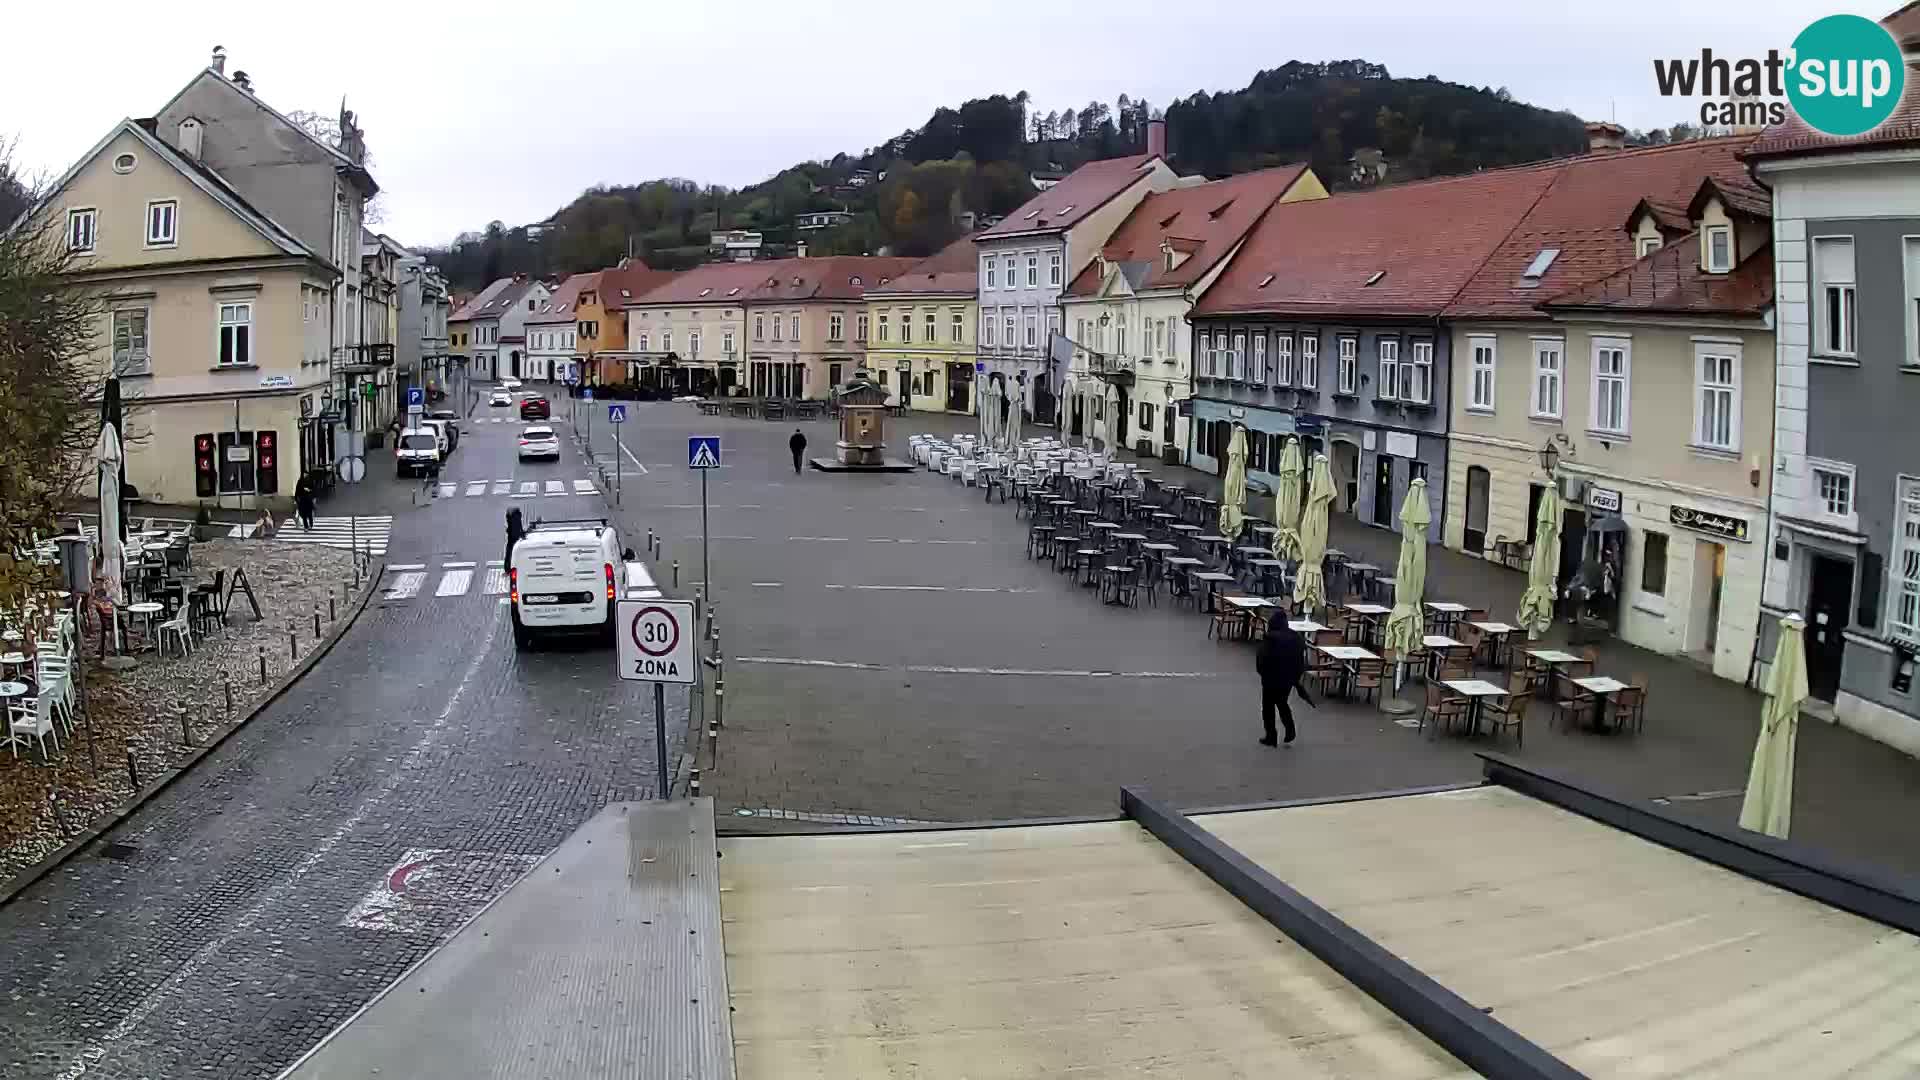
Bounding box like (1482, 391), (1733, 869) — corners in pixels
(608, 404), (628, 424)
(582, 387), (594, 402)
(406, 386), (424, 407)
(687, 436), (722, 469)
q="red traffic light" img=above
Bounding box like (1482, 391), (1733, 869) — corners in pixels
(196, 436), (213, 451)
(258, 433), (274, 449)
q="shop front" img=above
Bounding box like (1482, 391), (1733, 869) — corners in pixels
(945, 362), (974, 413)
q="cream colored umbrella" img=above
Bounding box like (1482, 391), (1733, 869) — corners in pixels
(1517, 484), (1562, 639)
(1219, 425), (1248, 541)
(1004, 382), (1024, 448)
(1740, 613), (1809, 839)
(1271, 437), (1304, 560)
(1382, 478), (1431, 656)
(1104, 384), (1122, 453)
(978, 377), (995, 445)
(1292, 453), (1335, 611)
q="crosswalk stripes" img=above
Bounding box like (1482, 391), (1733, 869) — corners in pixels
(379, 560), (511, 604)
(483, 568), (509, 595)
(545, 480), (565, 496)
(276, 516), (392, 556)
(435, 569), (473, 597)
(571, 479), (596, 495)
(492, 480), (511, 496)
(465, 481), (487, 497)
(404, 476), (601, 501)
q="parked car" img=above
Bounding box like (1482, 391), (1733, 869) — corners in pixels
(488, 389), (513, 407)
(519, 396), (551, 420)
(518, 425), (560, 461)
(394, 429), (442, 477)
(499, 376), (522, 390)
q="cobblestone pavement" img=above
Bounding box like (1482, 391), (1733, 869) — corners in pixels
(0, 391), (688, 1080)
(604, 404), (1920, 879)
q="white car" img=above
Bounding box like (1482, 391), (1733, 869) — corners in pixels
(517, 425), (560, 461)
(509, 519), (636, 649)
(488, 389), (513, 407)
(499, 377), (522, 390)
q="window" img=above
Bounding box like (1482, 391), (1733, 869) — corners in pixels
(1908, 237), (1920, 367)
(112, 308), (150, 375)
(901, 311), (912, 344)
(1893, 478), (1920, 644)
(925, 311), (936, 341)
(1155, 318), (1167, 356)
(1049, 252), (1062, 286)
(217, 302), (252, 367)
(145, 200), (177, 246)
(828, 312), (843, 341)
(1591, 338), (1629, 434)
(1273, 334), (1294, 384)
(637, 333), (649, 352)
(983, 312), (995, 346)
(1814, 464), (1854, 520)
(985, 258), (996, 289)
(1641, 532), (1669, 595)
(1408, 340), (1433, 404)
(772, 315), (783, 342)
(1140, 401), (1156, 434)
(67, 208), (96, 253)
(1231, 332), (1247, 380)
(857, 313), (869, 342)
(1026, 253), (1038, 286)
(1705, 226), (1732, 273)
(1638, 235), (1662, 257)
(1026, 311), (1038, 348)
(1300, 335), (1319, 389)
(877, 313), (889, 343)
(689, 331), (701, 358)
(1047, 309), (1061, 351)
(661, 329), (673, 354)
(1003, 311), (1015, 347)
(1814, 237), (1856, 356)
(951, 311), (964, 343)
(1336, 336), (1357, 394)
(1377, 338), (1400, 399)
(1468, 336), (1496, 410)
(1692, 345), (1740, 450)
(753, 313), (764, 340)
(1251, 334), (1267, 382)
(789, 314), (800, 340)
(1531, 339), (1563, 419)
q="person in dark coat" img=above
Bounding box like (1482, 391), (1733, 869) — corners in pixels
(1254, 619), (1315, 746)
(293, 474), (317, 531)
(504, 507), (526, 570)
(788, 429), (808, 474)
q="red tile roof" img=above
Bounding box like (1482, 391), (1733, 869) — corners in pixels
(742, 255), (918, 303)
(1442, 136), (1762, 320)
(622, 260), (776, 306)
(1883, 1), (1920, 48)
(1540, 235), (1774, 317)
(1063, 164), (1310, 298)
(449, 277), (517, 322)
(599, 263), (677, 307)
(1745, 47), (1920, 160)
(866, 233), (981, 296)
(977, 154), (1162, 240)
(1193, 165), (1561, 319)
(526, 272), (597, 325)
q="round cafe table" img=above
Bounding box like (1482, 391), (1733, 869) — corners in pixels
(127, 602), (164, 652)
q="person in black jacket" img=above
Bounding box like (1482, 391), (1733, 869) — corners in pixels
(788, 428), (808, 474)
(1254, 620), (1315, 746)
(504, 507), (526, 570)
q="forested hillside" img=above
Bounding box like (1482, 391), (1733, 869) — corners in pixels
(422, 60), (1593, 292)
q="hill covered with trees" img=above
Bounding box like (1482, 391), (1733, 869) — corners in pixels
(422, 60), (1594, 292)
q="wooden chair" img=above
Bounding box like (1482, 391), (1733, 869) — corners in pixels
(1437, 647), (1474, 682)
(1551, 684), (1598, 732)
(1167, 567), (1197, 609)
(1611, 676), (1649, 733)
(1483, 674), (1532, 747)
(1419, 680), (1467, 739)
(1351, 654), (1386, 707)
(1206, 594), (1239, 640)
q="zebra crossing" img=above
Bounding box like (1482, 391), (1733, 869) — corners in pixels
(274, 515), (393, 556)
(431, 477), (600, 500)
(381, 560), (511, 603)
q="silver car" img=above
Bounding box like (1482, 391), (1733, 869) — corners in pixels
(517, 425), (560, 461)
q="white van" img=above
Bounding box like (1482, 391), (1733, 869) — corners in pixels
(395, 428), (442, 477)
(508, 519), (639, 650)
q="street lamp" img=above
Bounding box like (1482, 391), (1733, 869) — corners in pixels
(1538, 440), (1561, 477)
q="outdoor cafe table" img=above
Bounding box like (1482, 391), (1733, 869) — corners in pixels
(1076, 549), (1105, 588)
(1193, 571), (1238, 610)
(1111, 531), (1148, 557)
(1194, 534), (1231, 560)
(1425, 601), (1470, 633)
(127, 601), (164, 651)
(1290, 619), (1327, 634)
(1345, 562), (1382, 595)
(1422, 635), (1463, 679)
(0, 652), (27, 681)
(1249, 525), (1278, 540)
(1441, 678), (1510, 735)
(1470, 620), (1518, 666)
(1572, 675), (1631, 732)
(1100, 564), (1138, 606)
(1247, 558), (1287, 596)
(1343, 602), (1391, 647)
(1527, 648), (1594, 698)
(1218, 594), (1273, 638)
(1316, 644), (1377, 699)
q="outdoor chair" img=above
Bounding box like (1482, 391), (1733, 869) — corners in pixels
(156, 607), (195, 660)
(1205, 595), (1240, 641)
(1132, 556), (1161, 607)
(1351, 655), (1386, 707)
(1167, 567), (1197, 609)
(1610, 680), (1648, 734)
(7, 694), (60, 761)
(1438, 647), (1474, 682)
(1483, 674), (1532, 747)
(1551, 684), (1598, 732)
(1419, 680), (1467, 739)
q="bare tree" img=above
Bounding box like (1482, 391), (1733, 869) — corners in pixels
(0, 139), (113, 614)
(286, 109), (384, 225)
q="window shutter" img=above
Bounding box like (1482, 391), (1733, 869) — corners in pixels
(1857, 549), (1883, 631)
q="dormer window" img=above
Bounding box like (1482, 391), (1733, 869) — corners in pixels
(1364, 271), (1385, 287)
(1207, 201), (1233, 220)
(1705, 225), (1733, 273)
(1637, 235), (1662, 258)
(849, 276), (862, 286)
(727, 287), (740, 296)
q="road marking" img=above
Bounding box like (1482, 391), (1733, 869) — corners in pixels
(820, 584), (1037, 594)
(436, 483), (457, 498)
(788, 536), (849, 542)
(616, 434), (649, 476)
(924, 539), (982, 545)
(486, 560), (503, 568)
(53, 623), (500, 1080)
(545, 480), (565, 495)
(738, 657), (1213, 678)
(517, 481), (537, 495)
(484, 569), (509, 595)
(492, 481), (511, 496)
(387, 563), (427, 572)
(443, 561), (476, 569)
(382, 571), (426, 601)
(465, 481), (487, 496)
(435, 569), (473, 597)
(751, 581), (784, 588)
(572, 479), (598, 495)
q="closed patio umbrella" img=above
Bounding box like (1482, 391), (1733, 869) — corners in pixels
(1271, 437), (1304, 560)
(1219, 425), (1248, 541)
(1292, 453), (1335, 611)
(95, 423), (125, 654)
(1382, 477), (1431, 656)
(1057, 377), (1074, 434)
(1517, 484), (1562, 639)
(979, 378), (995, 446)
(1004, 383), (1023, 448)
(1740, 613), (1809, 839)
(1104, 384), (1122, 454)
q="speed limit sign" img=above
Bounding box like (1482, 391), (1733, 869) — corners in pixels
(616, 599), (694, 684)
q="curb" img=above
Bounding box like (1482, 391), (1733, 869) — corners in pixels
(0, 560), (386, 908)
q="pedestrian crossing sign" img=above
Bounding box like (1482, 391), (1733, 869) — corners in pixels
(608, 404), (627, 424)
(688, 436), (722, 469)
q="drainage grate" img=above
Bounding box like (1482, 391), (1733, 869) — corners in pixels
(96, 842), (140, 861)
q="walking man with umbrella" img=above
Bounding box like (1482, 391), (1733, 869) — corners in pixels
(1254, 619), (1316, 746)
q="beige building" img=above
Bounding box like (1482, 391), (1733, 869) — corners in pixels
(25, 118), (338, 507)
(1446, 173), (1775, 682)
(616, 260), (766, 396)
(744, 256), (916, 400)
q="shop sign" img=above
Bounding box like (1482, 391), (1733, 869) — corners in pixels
(1383, 431), (1418, 459)
(1670, 504), (1751, 542)
(1588, 486), (1623, 513)
(259, 374), (294, 389)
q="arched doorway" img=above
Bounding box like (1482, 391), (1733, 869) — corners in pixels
(509, 350), (522, 379)
(1464, 465), (1491, 553)
(1330, 439), (1360, 513)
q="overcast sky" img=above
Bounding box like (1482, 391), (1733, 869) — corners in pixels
(4, 0), (1867, 248)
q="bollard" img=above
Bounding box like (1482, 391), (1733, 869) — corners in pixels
(258, 645), (268, 685)
(693, 589), (703, 627)
(672, 560), (680, 588)
(179, 707), (193, 747)
(313, 603), (322, 641)
(714, 681), (724, 731)
(288, 622), (298, 663)
(224, 674), (234, 718)
(646, 527), (654, 553)
(689, 768), (701, 798)
(125, 750), (141, 792)
(48, 794), (73, 839)
(329, 593), (336, 621)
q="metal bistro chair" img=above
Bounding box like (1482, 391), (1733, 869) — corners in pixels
(1483, 673), (1533, 747)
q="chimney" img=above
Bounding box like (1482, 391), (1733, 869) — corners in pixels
(210, 46), (226, 75)
(1585, 120), (1626, 153)
(1146, 118), (1167, 159)
(178, 117), (204, 161)
(797, 240), (808, 259)
(232, 70), (252, 92)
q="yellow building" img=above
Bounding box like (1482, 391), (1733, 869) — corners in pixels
(25, 118), (338, 508)
(864, 235), (979, 412)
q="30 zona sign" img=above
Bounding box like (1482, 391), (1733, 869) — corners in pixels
(616, 599), (695, 683)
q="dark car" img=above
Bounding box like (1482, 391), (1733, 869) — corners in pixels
(519, 396), (551, 420)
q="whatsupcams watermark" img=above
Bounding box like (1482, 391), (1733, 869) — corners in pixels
(1652, 14), (1907, 136)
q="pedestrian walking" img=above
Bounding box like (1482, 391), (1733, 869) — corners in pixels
(788, 428), (807, 474)
(1254, 619), (1315, 746)
(293, 473), (317, 531)
(505, 507), (526, 570)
